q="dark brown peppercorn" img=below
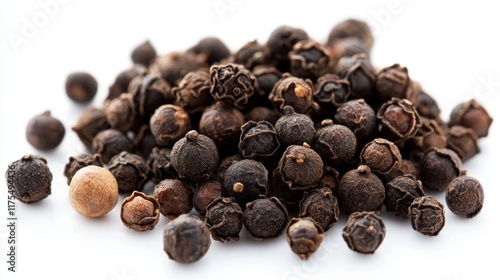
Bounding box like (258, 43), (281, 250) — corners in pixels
(131, 41), (157, 66)
(209, 63), (257, 110)
(173, 70), (213, 114)
(375, 64), (418, 104)
(244, 106), (281, 125)
(243, 197), (289, 240)
(26, 111), (65, 151)
(269, 74), (318, 114)
(385, 175), (425, 218)
(150, 52), (200, 86)
(275, 106), (315, 147)
(334, 54), (375, 100)
(419, 148), (461, 191)
(377, 98), (422, 142)
(286, 217), (324, 260)
(334, 99), (376, 142)
(327, 19), (374, 52)
(416, 90), (441, 121)
(289, 39), (331, 81)
(104, 93), (137, 132)
(72, 107), (111, 149)
(277, 144), (323, 190)
(199, 101), (245, 150)
(408, 196), (445, 236)
(146, 147), (177, 184)
(314, 74), (351, 109)
(449, 99), (493, 138)
(128, 74), (174, 117)
(252, 65), (282, 96)
(223, 159), (268, 208)
(163, 214), (211, 263)
(150, 104), (191, 147)
(360, 138), (402, 181)
(108, 152), (148, 193)
(171, 130), (219, 182)
(239, 121), (280, 159)
(317, 166), (341, 196)
(193, 180), (222, 216)
(313, 120), (357, 167)
(63, 153), (103, 185)
(266, 26), (309, 66)
(6, 155), (52, 203)
(405, 118), (447, 155)
(205, 197), (243, 242)
(391, 159), (419, 180)
(107, 65), (147, 101)
(65, 72), (98, 103)
(234, 40), (268, 70)
(187, 37), (231, 65)
(446, 125), (480, 162)
(216, 154), (243, 182)
(154, 179), (194, 219)
(91, 129), (134, 164)
(298, 187), (339, 232)
(338, 165), (385, 214)
(120, 191), (160, 232)
(342, 211), (385, 254)
(445, 171), (484, 218)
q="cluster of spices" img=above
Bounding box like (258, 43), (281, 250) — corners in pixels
(7, 19), (492, 263)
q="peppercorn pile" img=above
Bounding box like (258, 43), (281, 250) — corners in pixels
(7, 19), (492, 262)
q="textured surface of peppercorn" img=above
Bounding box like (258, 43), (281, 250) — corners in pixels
(209, 63), (257, 110)
(150, 104), (191, 147)
(286, 217), (324, 260)
(153, 179), (193, 220)
(313, 120), (357, 168)
(239, 121), (280, 158)
(334, 53), (375, 100)
(277, 144), (323, 190)
(26, 111), (65, 151)
(193, 180), (222, 216)
(313, 74), (351, 110)
(359, 138), (402, 181)
(419, 148), (462, 191)
(269, 74), (318, 114)
(72, 107), (111, 149)
(445, 171), (484, 218)
(108, 152), (148, 193)
(377, 98), (422, 142)
(408, 196), (445, 236)
(223, 159), (268, 208)
(334, 99), (376, 143)
(120, 191), (160, 231)
(63, 153), (103, 185)
(446, 125), (480, 162)
(205, 197), (243, 242)
(384, 175), (425, 218)
(6, 155), (52, 203)
(342, 212), (386, 254)
(243, 197), (289, 240)
(104, 93), (137, 132)
(449, 99), (493, 138)
(91, 129), (134, 164)
(146, 147), (177, 184)
(289, 39), (330, 80)
(275, 106), (315, 147)
(128, 73), (174, 117)
(173, 70), (213, 114)
(338, 165), (385, 214)
(107, 65), (147, 101)
(298, 187), (339, 231)
(65, 72), (98, 103)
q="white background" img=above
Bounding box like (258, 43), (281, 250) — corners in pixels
(1, 1), (500, 280)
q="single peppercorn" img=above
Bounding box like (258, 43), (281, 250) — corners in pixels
(243, 197), (289, 240)
(385, 175), (425, 218)
(313, 120), (357, 168)
(6, 155), (52, 203)
(446, 125), (480, 162)
(342, 211), (385, 254)
(269, 74), (318, 114)
(298, 187), (339, 232)
(334, 54), (375, 100)
(314, 74), (351, 110)
(173, 70), (213, 114)
(445, 171), (484, 218)
(65, 72), (98, 103)
(128, 74), (174, 118)
(360, 138), (402, 181)
(187, 37), (231, 65)
(72, 107), (111, 149)
(275, 106), (315, 147)
(449, 99), (493, 138)
(26, 111), (65, 151)
(286, 217), (324, 261)
(69, 166), (118, 218)
(327, 19), (374, 52)
(277, 144), (323, 190)
(209, 63), (257, 110)
(377, 98), (422, 142)
(131, 40), (157, 66)
(171, 130), (219, 182)
(91, 129), (134, 164)
(216, 154), (243, 182)
(252, 65), (282, 96)
(289, 39), (331, 81)
(150, 51), (200, 86)
(334, 99), (376, 143)
(104, 93), (137, 132)
(120, 191), (160, 232)
(405, 117), (447, 156)
(375, 64), (418, 104)
(266, 25), (309, 66)
(244, 106), (281, 125)
(408, 196), (445, 236)
(153, 179), (194, 219)
(338, 165), (385, 214)
(223, 159), (268, 208)
(163, 214), (211, 263)
(205, 197), (243, 242)
(108, 152), (148, 193)
(317, 166), (341, 196)
(193, 180), (222, 216)
(239, 121), (280, 159)
(150, 104), (191, 147)
(107, 65), (147, 101)
(63, 153), (103, 185)
(419, 148), (462, 191)
(234, 40), (268, 70)
(416, 90), (441, 121)
(146, 147), (177, 184)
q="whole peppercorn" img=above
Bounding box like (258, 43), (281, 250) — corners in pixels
(243, 197), (289, 240)
(408, 196), (445, 236)
(193, 180), (222, 216)
(187, 37), (231, 65)
(377, 98), (422, 142)
(6, 155), (52, 203)
(269, 74), (318, 114)
(334, 99), (376, 143)
(313, 74), (351, 110)
(275, 106), (315, 147)
(72, 107), (111, 149)
(199, 101), (245, 150)
(171, 130), (219, 182)
(327, 19), (374, 52)
(286, 217), (324, 260)
(298, 187), (339, 232)
(277, 144), (323, 190)
(239, 121), (280, 159)
(163, 214), (211, 263)
(338, 165), (385, 214)
(416, 90), (441, 121)
(128, 74), (174, 118)
(266, 25), (309, 66)
(445, 171), (484, 218)
(104, 93), (137, 132)
(223, 159), (268, 208)
(131, 40), (157, 66)
(360, 138), (402, 181)
(69, 166), (118, 218)
(419, 148), (461, 191)
(150, 52), (200, 86)
(375, 64), (418, 104)
(133, 125), (158, 158)
(342, 212), (386, 254)
(269, 169), (305, 209)
(107, 65), (147, 101)
(91, 129), (134, 164)
(146, 147), (177, 184)
(153, 179), (194, 219)
(108, 152), (148, 193)
(449, 99), (493, 138)
(120, 191), (160, 232)
(150, 104), (191, 147)
(391, 159), (419, 180)
(313, 120), (357, 168)
(317, 166), (341, 196)
(334, 54), (375, 100)
(26, 111), (65, 151)
(65, 72), (98, 103)
(209, 63), (257, 110)
(205, 197), (243, 242)
(63, 153), (103, 185)
(173, 70), (213, 114)
(385, 175), (425, 218)
(234, 40), (268, 70)
(289, 39), (331, 81)
(244, 106), (281, 125)
(405, 118), (447, 155)
(216, 154), (243, 182)
(446, 125), (480, 162)
(252, 65), (282, 96)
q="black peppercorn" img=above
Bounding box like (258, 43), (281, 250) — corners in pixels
(6, 155), (52, 203)
(405, 118), (447, 156)
(385, 175), (425, 218)
(298, 187), (339, 232)
(193, 180), (222, 216)
(104, 93), (137, 133)
(408, 196), (445, 236)
(375, 64), (418, 105)
(107, 65), (147, 101)
(187, 37), (231, 65)
(223, 159), (268, 208)
(239, 121), (280, 159)
(108, 152), (148, 193)
(205, 197), (243, 242)
(163, 214), (211, 263)
(65, 72), (98, 103)
(63, 153), (103, 185)
(128, 74), (174, 118)
(313, 120), (357, 168)
(199, 101), (245, 151)
(419, 148), (461, 191)
(72, 107), (111, 149)
(26, 111), (65, 151)
(334, 53), (375, 100)
(244, 106), (281, 125)
(150, 52), (200, 86)
(215, 154), (243, 182)
(317, 166), (341, 196)
(445, 171), (484, 218)
(150, 104), (191, 147)
(146, 147), (177, 184)
(131, 40), (157, 66)
(154, 179), (194, 219)
(377, 98), (422, 142)
(243, 197), (289, 240)
(449, 99), (493, 138)
(314, 74), (351, 110)
(286, 217), (324, 260)
(289, 39), (331, 81)
(327, 19), (374, 53)
(338, 165), (385, 214)
(252, 65), (283, 97)
(91, 129), (134, 164)
(173, 70), (213, 114)
(359, 138), (402, 181)
(269, 74), (318, 114)
(275, 106), (315, 147)
(416, 90), (441, 121)
(234, 40), (268, 70)
(266, 25), (309, 67)
(120, 191), (160, 232)
(334, 99), (376, 143)
(209, 63), (257, 110)
(277, 144), (323, 190)
(342, 211), (385, 254)
(446, 125), (480, 162)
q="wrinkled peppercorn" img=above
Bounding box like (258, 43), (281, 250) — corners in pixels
(377, 98), (422, 142)
(375, 64), (418, 105)
(408, 196), (445, 236)
(239, 121), (280, 159)
(334, 99), (376, 143)
(338, 165), (385, 214)
(234, 40), (268, 70)
(269, 169), (305, 209)
(150, 52), (200, 86)
(26, 111), (65, 151)
(187, 37), (231, 65)
(317, 166), (341, 196)
(223, 159), (268, 208)
(173, 70), (213, 114)
(63, 153), (103, 185)
(163, 214), (211, 263)
(266, 26), (309, 67)
(405, 118), (447, 157)
(153, 179), (193, 219)
(209, 64), (257, 110)
(72, 107), (111, 149)
(193, 180), (222, 216)
(419, 148), (461, 191)
(342, 211), (385, 254)
(446, 126), (480, 162)
(104, 93), (137, 132)
(146, 147), (177, 184)
(334, 54), (375, 100)
(131, 40), (157, 66)
(128, 74), (174, 117)
(205, 197), (243, 242)
(360, 138), (402, 181)
(275, 106), (315, 147)
(108, 152), (148, 193)
(298, 187), (339, 231)
(449, 99), (493, 138)
(107, 65), (147, 101)
(6, 155), (52, 203)
(91, 129), (134, 164)
(327, 19), (374, 52)
(120, 191), (160, 231)
(313, 120), (357, 167)
(277, 144), (323, 190)
(252, 65), (282, 96)
(445, 171), (484, 218)
(65, 72), (98, 103)
(269, 74), (318, 114)
(199, 101), (245, 151)
(216, 154), (243, 182)
(286, 217), (324, 260)
(313, 74), (351, 110)
(243, 197), (289, 240)
(385, 175), (425, 218)
(150, 104), (191, 147)
(289, 39), (331, 81)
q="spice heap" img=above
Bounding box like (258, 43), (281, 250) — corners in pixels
(6, 19), (492, 263)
